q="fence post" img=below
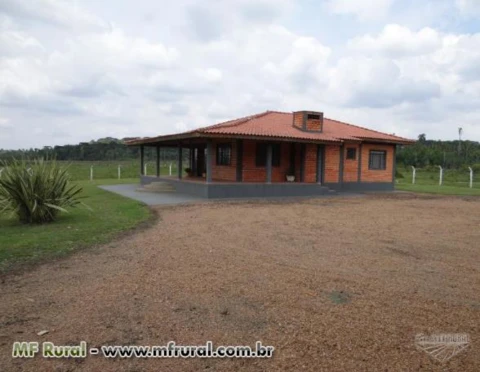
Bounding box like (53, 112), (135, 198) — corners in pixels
(437, 165), (443, 186)
(144, 163), (148, 176)
(169, 162), (172, 176)
(90, 166), (93, 181)
(411, 166), (416, 185)
(468, 167), (473, 189)
(118, 165), (121, 180)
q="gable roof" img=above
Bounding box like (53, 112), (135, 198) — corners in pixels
(127, 110), (414, 145)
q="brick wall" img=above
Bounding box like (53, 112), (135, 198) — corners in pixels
(343, 144), (360, 182)
(294, 144), (302, 181)
(305, 118), (322, 131)
(360, 143), (395, 183)
(211, 140), (237, 182)
(292, 112), (303, 130)
(304, 144), (318, 183)
(242, 140), (291, 182)
(209, 140), (394, 185)
(324, 145), (340, 183)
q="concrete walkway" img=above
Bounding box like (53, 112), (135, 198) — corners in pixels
(98, 184), (205, 206)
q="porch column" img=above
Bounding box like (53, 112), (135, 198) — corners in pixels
(156, 146), (160, 177)
(316, 145), (323, 184)
(300, 144), (305, 182)
(189, 144), (194, 174)
(358, 144), (363, 182)
(177, 143), (182, 179)
(266, 143), (272, 183)
(236, 139), (243, 182)
(339, 145), (344, 184)
(140, 145), (145, 176)
(206, 140), (213, 183)
(290, 143), (295, 181)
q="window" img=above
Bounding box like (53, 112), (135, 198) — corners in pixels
(307, 113), (321, 120)
(255, 143), (281, 167)
(216, 143), (232, 166)
(346, 148), (357, 160)
(369, 150), (387, 170)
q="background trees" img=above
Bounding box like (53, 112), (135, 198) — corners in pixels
(1, 135), (479, 170)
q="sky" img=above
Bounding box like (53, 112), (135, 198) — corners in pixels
(1, 0), (480, 149)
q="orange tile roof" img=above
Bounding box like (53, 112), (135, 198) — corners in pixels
(127, 110), (414, 145)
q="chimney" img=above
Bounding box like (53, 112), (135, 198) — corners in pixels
(292, 111), (324, 132)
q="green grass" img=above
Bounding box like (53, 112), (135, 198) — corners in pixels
(396, 167), (480, 195)
(396, 183), (480, 196)
(0, 178), (151, 272)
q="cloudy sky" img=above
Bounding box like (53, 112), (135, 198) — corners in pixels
(1, 0), (480, 149)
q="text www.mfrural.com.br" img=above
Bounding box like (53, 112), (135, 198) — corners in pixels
(12, 341), (274, 359)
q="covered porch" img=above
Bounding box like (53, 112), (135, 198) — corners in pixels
(137, 138), (327, 184)
(135, 137), (334, 199)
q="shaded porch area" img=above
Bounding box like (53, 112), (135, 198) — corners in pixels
(141, 175), (335, 199)
(138, 138), (326, 185)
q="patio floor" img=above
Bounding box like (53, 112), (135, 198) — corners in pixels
(98, 184), (205, 206)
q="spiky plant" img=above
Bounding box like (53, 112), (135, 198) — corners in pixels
(0, 158), (83, 224)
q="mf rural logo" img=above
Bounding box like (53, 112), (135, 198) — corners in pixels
(415, 333), (470, 363)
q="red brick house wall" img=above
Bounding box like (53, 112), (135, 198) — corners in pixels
(324, 145), (340, 183)
(343, 143), (360, 183)
(211, 140), (237, 182)
(304, 144), (317, 183)
(361, 144), (394, 183)
(292, 112), (303, 130)
(242, 140), (291, 182)
(208, 140), (394, 184)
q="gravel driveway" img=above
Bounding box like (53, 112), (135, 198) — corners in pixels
(1, 194), (479, 371)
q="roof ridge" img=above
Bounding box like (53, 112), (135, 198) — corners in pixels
(325, 117), (411, 141)
(199, 111), (271, 132)
(265, 110), (290, 115)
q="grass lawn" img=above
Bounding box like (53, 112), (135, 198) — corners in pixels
(396, 183), (480, 195)
(0, 178), (151, 272)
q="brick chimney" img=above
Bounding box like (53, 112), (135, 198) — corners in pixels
(292, 111), (324, 132)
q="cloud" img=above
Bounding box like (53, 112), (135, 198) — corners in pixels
(325, 0), (395, 20)
(264, 35), (331, 92)
(0, 0), (107, 31)
(0, 117), (12, 129)
(327, 57), (441, 108)
(456, 0), (480, 17)
(185, 0), (293, 42)
(348, 24), (441, 57)
(186, 4), (224, 42)
(0, 18), (178, 117)
(1, 0), (480, 148)
(0, 17), (45, 56)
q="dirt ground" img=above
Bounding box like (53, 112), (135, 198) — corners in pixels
(1, 193), (479, 371)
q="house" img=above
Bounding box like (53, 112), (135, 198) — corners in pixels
(126, 110), (414, 198)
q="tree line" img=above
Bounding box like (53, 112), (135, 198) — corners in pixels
(0, 138), (181, 162)
(396, 134), (480, 170)
(1, 135), (480, 170)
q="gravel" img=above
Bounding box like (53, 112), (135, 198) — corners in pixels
(1, 193), (479, 371)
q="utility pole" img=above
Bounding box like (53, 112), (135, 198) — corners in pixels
(458, 127), (463, 155)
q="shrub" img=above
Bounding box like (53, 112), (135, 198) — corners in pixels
(0, 158), (84, 224)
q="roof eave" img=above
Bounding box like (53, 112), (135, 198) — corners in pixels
(355, 137), (415, 145)
(126, 132), (344, 145)
(125, 131), (204, 146)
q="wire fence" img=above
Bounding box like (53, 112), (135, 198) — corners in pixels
(0, 161), (182, 181)
(396, 166), (478, 189)
(2, 162), (478, 187)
